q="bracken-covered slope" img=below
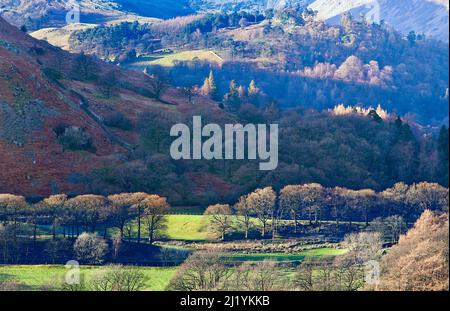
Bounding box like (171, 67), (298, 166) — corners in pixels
(0, 16), (219, 197)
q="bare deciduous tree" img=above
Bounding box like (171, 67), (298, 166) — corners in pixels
(246, 187), (276, 238)
(167, 251), (231, 291)
(141, 195), (170, 245)
(205, 204), (233, 241)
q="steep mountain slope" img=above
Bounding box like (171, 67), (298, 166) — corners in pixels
(191, 0), (449, 42)
(309, 0), (449, 42)
(0, 0), (119, 28)
(0, 0), (192, 29)
(0, 16), (218, 197)
(3, 0), (448, 41)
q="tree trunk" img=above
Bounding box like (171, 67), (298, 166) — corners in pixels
(52, 219), (56, 240)
(119, 223), (124, 238)
(293, 212), (298, 234)
(137, 208), (142, 244)
(272, 215), (276, 240)
(33, 223), (37, 246)
(149, 229), (154, 245)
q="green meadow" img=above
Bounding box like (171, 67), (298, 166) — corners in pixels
(226, 248), (348, 262)
(127, 50), (223, 69)
(0, 265), (176, 291)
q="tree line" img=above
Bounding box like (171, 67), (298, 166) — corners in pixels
(1, 182), (447, 247)
(0, 192), (170, 247)
(169, 209), (449, 291)
(205, 182), (448, 240)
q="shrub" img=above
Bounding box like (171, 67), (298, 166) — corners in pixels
(167, 251), (230, 291)
(89, 265), (147, 291)
(0, 281), (30, 291)
(74, 233), (108, 264)
(55, 125), (95, 152)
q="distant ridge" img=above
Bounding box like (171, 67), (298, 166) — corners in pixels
(308, 0), (449, 42)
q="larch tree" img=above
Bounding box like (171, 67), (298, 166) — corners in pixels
(43, 194), (68, 239)
(129, 192), (150, 244)
(329, 187), (347, 226)
(108, 193), (139, 237)
(380, 182), (409, 218)
(280, 185), (304, 234)
(67, 195), (108, 234)
(0, 194), (28, 225)
(142, 195), (170, 245)
(201, 70), (218, 100)
(235, 195), (254, 239)
(355, 189), (378, 226)
(28, 202), (45, 245)
(246, 187), (276, 238)
(248, 80), (260, 105)
(406, 182), (449, 217)
(301, 184), (325, 225)
(377, 210), (449, 291)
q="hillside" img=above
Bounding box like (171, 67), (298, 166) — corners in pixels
(2, 0), (449, 42)
(189, 0), (449, 41)
(309, 0), (449, 42)
(0, 0), (192, 29)
(66, 10), (449, 124)
(0, 16), (220, 197)
(1, 16), (448, 204)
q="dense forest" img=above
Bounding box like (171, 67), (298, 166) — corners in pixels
(89, 102), (449, 206)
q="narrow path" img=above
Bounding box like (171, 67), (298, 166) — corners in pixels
(72, 91), (136, 152)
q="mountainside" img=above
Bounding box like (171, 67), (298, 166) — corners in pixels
(189, 0), (449, 41)
(0, 15), (448, 202)
(2, 0), (449, 41)
(0, 0), (192, 29)
(0, 16), (217, 197)
(309, 0), (449, 42)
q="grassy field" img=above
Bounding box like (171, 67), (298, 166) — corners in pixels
(226, 248), (348, 263)
(117, 215), (210, 242)
(114, 214), (356, 242)
(0, 247), (346, 290)
(0, 265), (176, 291)
(164, 215), (210, 241)
(127, 50), (224, 69)
(31, 24), (97, 51)
(154, 215), (260, 241)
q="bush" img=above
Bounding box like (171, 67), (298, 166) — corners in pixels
(0, 281), (30, 291)
(74, 233), (108, 264)
(167, 251), (230, 291)
(104, 112), (133, 131)
(55, 125), (95, 152)
(89, 265), (147, 291)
